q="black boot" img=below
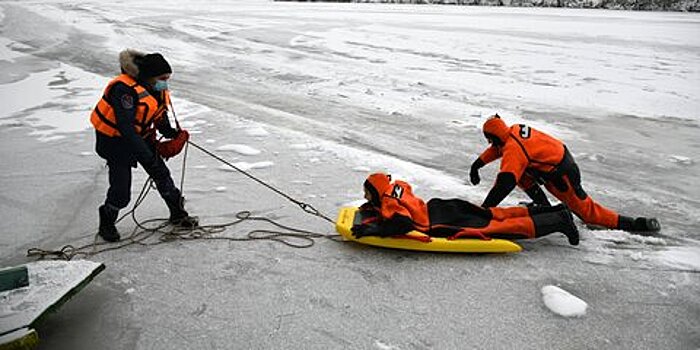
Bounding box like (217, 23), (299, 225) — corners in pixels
(164, 193), (199, 228)
(98, 204), (120, 242)
(618, 216), (661, 234)
(531, 205), (579, 246)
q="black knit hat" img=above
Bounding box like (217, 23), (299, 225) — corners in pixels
(136, 53), (172, 79)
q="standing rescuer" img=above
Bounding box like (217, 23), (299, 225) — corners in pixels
(91, 49), (197, 242)
(469, 114), (660, 234)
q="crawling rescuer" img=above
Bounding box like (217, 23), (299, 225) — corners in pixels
(352, 173), (580, 245)
(469, 114), (660, 234)
(91, 49), (197, 242)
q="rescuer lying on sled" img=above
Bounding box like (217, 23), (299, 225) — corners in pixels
(351, 173), (580, 245)
(468, 114), (660, 234)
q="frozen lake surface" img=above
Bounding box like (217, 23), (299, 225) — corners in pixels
(0, 1), (699, 349)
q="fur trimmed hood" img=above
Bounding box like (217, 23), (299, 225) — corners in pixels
(119, 48), (146, 79)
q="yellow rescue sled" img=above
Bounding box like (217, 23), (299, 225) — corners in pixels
(335, 207), (522, 253)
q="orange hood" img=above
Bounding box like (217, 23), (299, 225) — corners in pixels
(483, 115), (510, 144)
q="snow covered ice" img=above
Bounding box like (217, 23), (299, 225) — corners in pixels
(1, 1), (699, 349)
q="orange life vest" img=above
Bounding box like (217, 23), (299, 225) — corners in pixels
(378, 180), (431, 232)
(479, 124), (565, 182)
(90, 74), (170, 138)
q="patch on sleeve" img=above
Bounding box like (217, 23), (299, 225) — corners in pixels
(121, 94), (134, 109)
(391, 185), (404, 199)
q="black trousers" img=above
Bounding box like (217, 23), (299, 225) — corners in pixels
(104, 155), (180, 210)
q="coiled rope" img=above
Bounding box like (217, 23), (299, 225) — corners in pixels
(27, 141), (342, 261)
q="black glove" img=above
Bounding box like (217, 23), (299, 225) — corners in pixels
(469, 167), (480, 185)
(469, 158), (485, 185)
(351, 224), (381, 238)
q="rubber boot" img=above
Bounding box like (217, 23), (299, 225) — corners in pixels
(618, 216), (661, 234)
(165, 194), (199, 228)
(98, 204), (121, 242)
(531, 205), (579, 246)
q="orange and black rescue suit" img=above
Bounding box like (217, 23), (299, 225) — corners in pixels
(475, 117), (619, 229)
(358, 178), (536, 240)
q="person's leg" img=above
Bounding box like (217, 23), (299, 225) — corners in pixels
(490, 206), (529, 220)
(545, 178), (618, 228)
(544, 150), (618, 228)
(480, 214), (536, 239)
(486, 205), (579, 245)
(518, 173), (551, 206)
(145, 156), (198, 227)
(99, 162), (132, 242)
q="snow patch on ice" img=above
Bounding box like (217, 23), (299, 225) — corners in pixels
(668, 155), (692, 165)
(575, 152), (605, 163)
(289, 143), (321, 151)
(592, 229), (667, 246)
(215, 186), (227, 192)
(290, 180), (313, 186)
(219, 161), (274, 171)
(216, 144), (262, 156)
(205, 139), (216, 144)
(0, 64), (102, 137)
(245, 126), (270, 137)
(541, 285), (588, 318)
(0, 37), (25, 62)
(352, 166), (371, 172)
(312, 138), (480, 199)
(180, 119), (207, 128)
(653, 246), (700, 271)
(374, 340), (401, 350)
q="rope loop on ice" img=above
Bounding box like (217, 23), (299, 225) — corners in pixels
(27, 141), (341, 261)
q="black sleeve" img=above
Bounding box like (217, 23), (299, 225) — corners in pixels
(155, 111), (179, 139)
(377, 214), (414, 237)
(471, 157), (486, 170)
(481, 172), (517, 208)
(109, 83), (156, 167)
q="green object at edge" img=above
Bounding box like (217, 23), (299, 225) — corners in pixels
(0, 266), (29, 293)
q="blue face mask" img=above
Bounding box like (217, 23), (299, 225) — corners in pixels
(153, 80), (169, 91)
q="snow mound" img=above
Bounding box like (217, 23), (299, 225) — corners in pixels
(541, 285), (588, 318)
(216, 144), (262, 156)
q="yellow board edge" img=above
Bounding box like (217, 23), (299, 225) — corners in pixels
(0, 328), (39, 350)
(336, 206), (522, 253)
